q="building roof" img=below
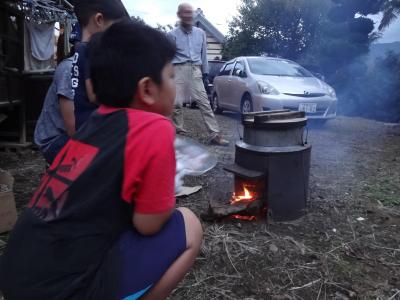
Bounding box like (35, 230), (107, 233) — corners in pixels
(194, 8), (225, 43)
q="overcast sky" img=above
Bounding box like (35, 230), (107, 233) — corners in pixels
(121, 0), (400, 44)
(121, 0), (240, 34)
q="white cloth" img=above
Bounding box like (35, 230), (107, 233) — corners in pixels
(26, 21), (55, 61)
(24, 21), (55, 71)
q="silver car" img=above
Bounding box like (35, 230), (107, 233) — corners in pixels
(212, 56), (337, 119)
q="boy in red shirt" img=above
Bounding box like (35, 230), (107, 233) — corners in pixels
(0, 20), (203, 300)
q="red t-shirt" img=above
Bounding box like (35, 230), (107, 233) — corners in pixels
(98, 105), (176, 214)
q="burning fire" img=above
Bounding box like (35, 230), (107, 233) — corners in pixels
(229, 181), (266, 221)
(230, 186), (256, 205)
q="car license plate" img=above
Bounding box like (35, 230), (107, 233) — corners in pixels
(299, 103), (317, 113)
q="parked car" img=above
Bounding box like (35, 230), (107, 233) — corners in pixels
(205, 60), (225, 100)
(212, 56), (337, 120)
(208, 60), (226, 85)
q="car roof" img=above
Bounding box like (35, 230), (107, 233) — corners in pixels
(227, 56), (294, 64)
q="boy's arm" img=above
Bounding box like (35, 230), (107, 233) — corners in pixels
(122, 119), (176, 236)
(55, 60), (75, 135)
(133, 211), (173, 236)
(59, 96), (75, 136)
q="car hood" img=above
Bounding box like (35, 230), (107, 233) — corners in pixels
(252, 74), (327, 94)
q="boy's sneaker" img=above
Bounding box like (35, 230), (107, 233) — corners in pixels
(210, 135), (229, 146)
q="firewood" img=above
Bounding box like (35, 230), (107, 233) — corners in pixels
(202, 198), (265, 221)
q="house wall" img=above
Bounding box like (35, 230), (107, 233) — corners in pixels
(206, 34), (222, 60)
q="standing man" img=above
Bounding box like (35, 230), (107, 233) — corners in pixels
(168, 3), (228, 146)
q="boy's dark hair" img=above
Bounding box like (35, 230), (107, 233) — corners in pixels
(73, 0), (129, 27)
(88, 20), (177, 108)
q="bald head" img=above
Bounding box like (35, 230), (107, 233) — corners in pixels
(178, 3), (193, 13)
(177, 3), (194, 28)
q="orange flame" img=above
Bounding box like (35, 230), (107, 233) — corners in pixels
(229, 183), (264, 222)
(231, 186), (255, 205)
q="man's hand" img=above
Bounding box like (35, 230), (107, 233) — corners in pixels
(202, 73), (210, 92)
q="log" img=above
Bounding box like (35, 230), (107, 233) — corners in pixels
(202, 198), (265, 221)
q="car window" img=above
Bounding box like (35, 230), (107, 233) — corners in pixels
(233, 61), (245, 77)
(247, 58), (313, 77)
(219, 62), (234, 76)
(208, 61), (226, 82)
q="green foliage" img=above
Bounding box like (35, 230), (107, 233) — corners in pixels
(156, 24), (174, 34)
(302, 0), (382, 77)
(364, 176), (400, 206)
(222, 0), (330, 60)
(223, 0), (382, 69)
(379, 0), (400, 30)
(130, 16), (146, 25)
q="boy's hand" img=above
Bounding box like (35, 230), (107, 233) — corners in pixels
(133, 210), (173, 236)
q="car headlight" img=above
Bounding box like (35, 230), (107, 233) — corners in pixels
(257, 81), (279, 95)
(326, 85), (336, 98)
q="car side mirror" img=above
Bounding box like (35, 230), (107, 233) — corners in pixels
(235, 69), (246, 78)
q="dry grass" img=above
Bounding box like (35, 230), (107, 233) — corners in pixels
(1, 115), (400, 299)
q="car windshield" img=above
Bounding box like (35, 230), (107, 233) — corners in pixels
(247, 58), (313, 77)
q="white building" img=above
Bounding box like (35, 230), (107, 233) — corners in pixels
(194, 8), (225, 61)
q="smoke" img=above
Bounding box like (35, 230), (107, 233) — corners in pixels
(332, 50), (400, 123)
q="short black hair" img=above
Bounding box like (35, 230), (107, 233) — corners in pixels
(88, 20), (177, 108)
(73, 0), (129, 27)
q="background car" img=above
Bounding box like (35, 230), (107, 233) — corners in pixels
(212, 56), (337, 120)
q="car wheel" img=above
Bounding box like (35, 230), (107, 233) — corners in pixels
(241, 94), (253, 114)
(211, 93), (223, 114)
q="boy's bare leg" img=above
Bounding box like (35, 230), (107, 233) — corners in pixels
(141, 208), (203, 300)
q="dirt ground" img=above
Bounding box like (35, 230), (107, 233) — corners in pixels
(0, 109), (399, 300)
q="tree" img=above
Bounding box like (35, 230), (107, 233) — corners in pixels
(379, 0), (400, 30)
(302, 0), (384, 76)
(222, 0), (329, 60)
(130, 16), (146, 25)
(156, 24), (174, 34)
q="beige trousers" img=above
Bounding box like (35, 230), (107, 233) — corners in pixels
(173, 64), (220, 136)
